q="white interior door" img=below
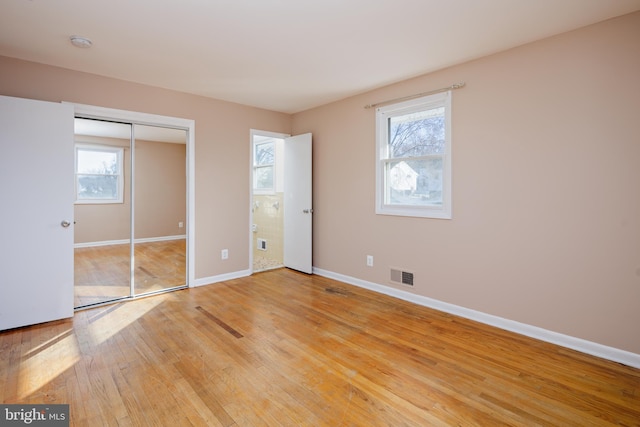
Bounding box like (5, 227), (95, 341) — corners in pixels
(283, 133), (312, 274)
(0, 95), (75, 330)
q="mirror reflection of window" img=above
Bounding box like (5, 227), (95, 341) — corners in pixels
(75, 144), (124, 203)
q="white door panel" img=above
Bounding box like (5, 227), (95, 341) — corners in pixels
(283, 133), (312, 274)
(0, 95), (74, 330)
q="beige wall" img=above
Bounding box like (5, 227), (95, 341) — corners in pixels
(0, 55), (292, 278)
(134, 139), (186, 240)
(292, 12), (640, 354)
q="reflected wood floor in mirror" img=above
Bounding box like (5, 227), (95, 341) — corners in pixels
(3, 268), (639, 425)
(74, 239), (186, 307)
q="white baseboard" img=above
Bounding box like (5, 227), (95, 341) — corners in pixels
(75, 235), (187, 248)
(313, 267), (640, 369)
(193, 269), (252, 288)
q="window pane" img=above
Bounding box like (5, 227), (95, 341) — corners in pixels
(385, 158), (443, 206)
(255, 143), (274, 166)
(254, 166), (273, 190)
(388, 107), (445, 158)
(77, 149), (119, 174)
(77, 175), (119, 199)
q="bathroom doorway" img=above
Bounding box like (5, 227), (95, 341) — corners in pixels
(250, 130), (313, 274)
(251, 130), (285, 272)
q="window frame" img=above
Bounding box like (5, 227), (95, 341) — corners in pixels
(375, 91), (452, 219)
(253, 139), (276, 195)
(74, 143), (124, 204)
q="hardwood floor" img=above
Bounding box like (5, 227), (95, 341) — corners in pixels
(74, 239), (186, 307)
(2, 268), (638, 426)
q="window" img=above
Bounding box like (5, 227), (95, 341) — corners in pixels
(75, 144), (124, 203)
(253, 140), (275, 193)
(376, 91), (451, 219)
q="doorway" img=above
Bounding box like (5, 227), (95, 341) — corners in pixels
(71, 104), (195, 309)
(250, 130), (313, 274)
(251, 131), (285, 272)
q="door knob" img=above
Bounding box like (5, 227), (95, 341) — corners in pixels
(302, 209), (314, 214)
(61, 220), (71, 228)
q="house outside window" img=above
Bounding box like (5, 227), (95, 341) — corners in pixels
(75, 144), (124, 204)
(375, 91), (452, 219)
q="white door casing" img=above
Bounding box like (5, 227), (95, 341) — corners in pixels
(283, 133), (313, 274)
(0, 95), (75, 330)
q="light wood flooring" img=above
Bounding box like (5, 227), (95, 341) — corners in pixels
(1, 268), (639, 426)
(74, 239), (186, 307)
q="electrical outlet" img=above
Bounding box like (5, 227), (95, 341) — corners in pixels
(221, 249), (229, 260)
(178, 221), (184, 228)
(366, 255), (374, 267)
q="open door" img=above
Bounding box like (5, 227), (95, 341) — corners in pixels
(0, 95), (75, 329)
(283, 133), (312, 274)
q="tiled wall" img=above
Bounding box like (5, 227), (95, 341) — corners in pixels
(252, 193), (284, 270)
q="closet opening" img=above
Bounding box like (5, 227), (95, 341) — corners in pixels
(72, 109), (194, 309)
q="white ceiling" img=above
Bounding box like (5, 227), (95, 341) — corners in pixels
(1, 0), (639, 113)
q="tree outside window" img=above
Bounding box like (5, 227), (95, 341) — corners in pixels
(376, 91), (452, 219)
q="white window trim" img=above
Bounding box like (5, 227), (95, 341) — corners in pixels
(253, 139), (276, 195)
(75, 143), (124, 204)
(375, 91), (452, 219)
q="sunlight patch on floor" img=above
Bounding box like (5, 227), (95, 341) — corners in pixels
(85, 295), (165, 347)
(18, 331), (80, 400)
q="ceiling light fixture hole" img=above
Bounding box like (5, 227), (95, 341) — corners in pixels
(70, 35), (92, 48)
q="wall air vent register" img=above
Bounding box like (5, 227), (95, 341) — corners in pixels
(390, 268), (414, 286)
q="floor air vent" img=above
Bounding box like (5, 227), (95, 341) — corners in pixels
(390, 268), (414, 286)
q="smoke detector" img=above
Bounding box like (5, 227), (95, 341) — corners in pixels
(69, 35), (92, 48)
